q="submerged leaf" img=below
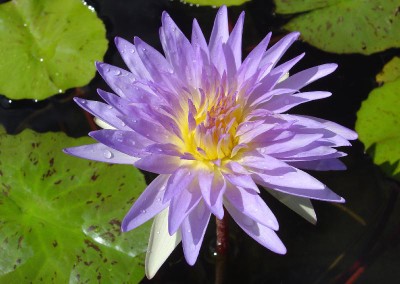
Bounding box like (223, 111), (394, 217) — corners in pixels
(0, 130), (149, 282)
(274, 0), (400, 54)
(0, 0), (108, 100)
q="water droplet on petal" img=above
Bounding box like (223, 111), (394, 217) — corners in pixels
(103, 150), (113, 159)
(107, 105), (113, 109)
(114, 70), (122, 76)
(121, 122), (126, 127)
(141, 209), (146, 214)
(130, 49), (135, 53)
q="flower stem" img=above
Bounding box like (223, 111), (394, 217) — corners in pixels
(215, 210), (229, 284)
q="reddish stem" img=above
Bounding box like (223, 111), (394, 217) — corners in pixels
(215, 210), (229, 284)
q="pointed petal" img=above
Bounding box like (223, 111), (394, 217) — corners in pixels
(198, 170), (225, 219)
(114, 37), (152, 80)
(265, 91), (332, 113)
(266, 189), (317, 224)
(134, 154), (182, 174)
(145, 208), (181, 279)
(225, 200), (286, 254)
(163, 167), (195, 203)
(63, 143), (139, 164)
(289, 159), (346, 171)
(122, 175), (170, 232)
(73, 97), (129, 130)
(95, 62), (137, 99)
(277, 64), (338, 90)
(224, 184), (278, 230)
(89, 129), (151, 158)
(226, 12), (245, 69)
(168, 181), (202, 235)
(260, 32), (300, 72)
(181, 201), (211, 265)
(209, 5), (229, 52)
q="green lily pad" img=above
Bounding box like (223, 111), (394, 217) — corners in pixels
(356, 58), (400, 180)
(274, 0), (400, 55)
(376, 57), (400, 84)
(183, 0), (249, 6)
(0, 0), (108, 100)
(0, 130), (149, 283)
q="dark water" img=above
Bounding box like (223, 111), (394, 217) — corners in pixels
(1, 0), (400, 283)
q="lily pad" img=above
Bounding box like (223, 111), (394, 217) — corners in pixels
(0, 0), (108, 100)
(0, 130), (149, 283)
(376, 57), (400, 84)
(274, 0), (400, 54)
(356, 58), (400, 180)
(183, 0), (249, 6)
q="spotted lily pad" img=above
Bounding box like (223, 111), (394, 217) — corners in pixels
(0, 130), (149, 283)
(183, 0), (249, 6)
(356, 58), (400, 180)
(274, 0), (400, 54)
(0, 0), (108, 100)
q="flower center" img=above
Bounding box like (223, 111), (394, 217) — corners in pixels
(182, 88), (243, 163)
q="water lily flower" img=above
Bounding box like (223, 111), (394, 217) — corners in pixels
(64, 6), (357, 278)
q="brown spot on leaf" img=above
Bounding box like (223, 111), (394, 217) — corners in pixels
(91, 172), (99, 181)
(54, 180), (62, 185)
(109, 219), (121, 227)
(49, 158), (54, 167)
(18, 236), (23, 249)
(84, 239), (101, 253)
(52, 240), (58, 247)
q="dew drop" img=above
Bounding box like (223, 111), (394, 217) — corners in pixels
(157, 197), (161, 202)
(130, 49), (135, 53)
(23, 23), (27, 27)
(79, 99), (86, 104)
(58, 89), (63, 93)
(141, 209), (146, 214)
(156, 231), (160, 234)
(103, 150), (113, 159)
(121, 122), (126, 127)
(114, 70), (122, 76)
(187, 229), (191, 233)
(39, 58), (44, 62)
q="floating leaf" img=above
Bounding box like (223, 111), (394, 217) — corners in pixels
(0, 130), (149, 283)
(274, 0), (400, 54)
(356, 58), (400, 180)
(376, 56), (400, 84)
(0, 0), (108, 100)
(183, 0), (249, 6)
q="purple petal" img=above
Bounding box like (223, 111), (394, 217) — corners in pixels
(134, 36), (173, 82)
(209, 6), (229, 58)
(226, 12), (245, 69)
(224, 173), (260, 194)
(224, 184), (278, 230)
(265, 91), (332, 113)
(290, 115), (358, 140)
(95, 62), (137, 98)
(63, 143), (139, 164)
(121, 175), (170, 232)
(73, 98), (129, 130)
(181, 201), (211, 265)
(260, 32), (300, 72)
(259, 133), (324, 155)
(134, 154), (182, 174)
(237, 33), (271, 83)
(225, 200), (286, 254)
(114, 37), (152, 80)
(265, 53), (305, 80)
(191, 19), (210, 63)
(168, 181), (202, 235)
(163, 167), (195, 203)
(252, 169), (344, 202)
(89, 129), (150, 158)
(273, 145), (346, 161)
(276, 64), (338, 90)
(289, 159), (347, 171)
(198, 170), (225, 219)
